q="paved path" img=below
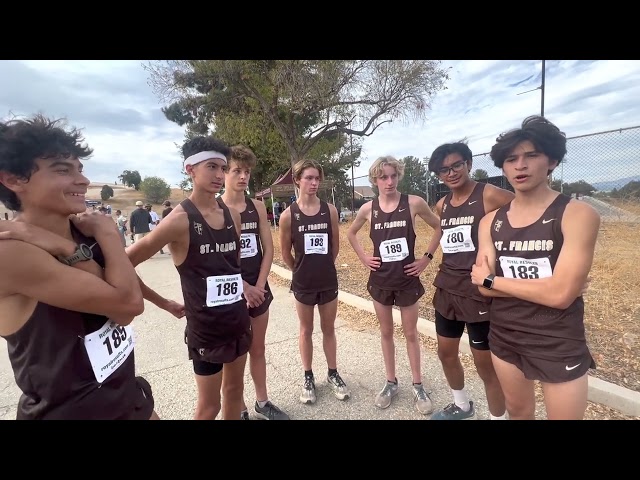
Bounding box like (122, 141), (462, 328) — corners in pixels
(1, 253), (496, 420)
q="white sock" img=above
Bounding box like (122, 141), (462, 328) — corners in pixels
(490, 412), (507, 420)
(452, 388), (470, 412)
(257, 399), (269, 408)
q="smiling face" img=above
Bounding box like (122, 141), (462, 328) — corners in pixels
(0, 156), (90, 215)
(502, 140), (558, 193)
(437, 152), (471, 190)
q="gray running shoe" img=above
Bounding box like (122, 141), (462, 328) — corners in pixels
(300, 374), (317, 404)
(375, 380), (399, 409)
(240, 410), (250, 420)
(254, 401), (290, 420)
(327, 372), (351, 400)
(413, 384), (434, 415)
(431, 401), (475, 420)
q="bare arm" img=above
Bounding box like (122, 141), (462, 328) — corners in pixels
(427, 197), (446, 256)
(347, 202), (380, 272)
(413, 195), (442, 257)
(126, 211), (188, 315)
(279, 208), (294, 270)
(484, 184), (516, 213)
(329, 203), (340, 262)
(474, 201), (600, 308)
(126, 211), (187, 267)
(0, 232), (143, 323)
(255, 200), (273, 290)
(404, 195), (442, 276)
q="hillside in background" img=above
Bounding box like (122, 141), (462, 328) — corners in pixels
(593, 175), (640, 192)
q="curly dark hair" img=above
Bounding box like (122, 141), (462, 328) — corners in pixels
(490, 116), (566, 175)
(182, 136), (230, 161)
(0, 114), (93, 211)
(427, 140), (473, 174)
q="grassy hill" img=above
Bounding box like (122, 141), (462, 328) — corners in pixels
(0, 183), (189, 218)
(85, 183), (188, 215)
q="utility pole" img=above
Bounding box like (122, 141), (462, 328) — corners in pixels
(350, 134), (355, 216)
(517, 60), (549, 182)
(517, 60), (546, 117)
(541, 59), (546, 117)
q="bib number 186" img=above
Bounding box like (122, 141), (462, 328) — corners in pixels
(206, 273), (244, 307)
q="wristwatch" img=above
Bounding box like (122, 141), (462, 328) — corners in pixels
(482, 273), (496, 290)
(424, 252), (434, 260)
(57, 243), (94, 266)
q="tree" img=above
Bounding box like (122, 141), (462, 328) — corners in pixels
(143, 60), (449, 169)
(118, 170), (142, 190)
(616, 180), (640, 198)
(100, 185), (114, 201)
(397, 156), (429, 199)
(472, 169), (488, 180)
(567, 180), (596, 197)
(140, 176), (171, 204)
(179, 177), (193, 193)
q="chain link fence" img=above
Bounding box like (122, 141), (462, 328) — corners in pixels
(347, 125), (640, 224)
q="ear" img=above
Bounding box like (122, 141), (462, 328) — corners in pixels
(0, 172), (27, 194)
(548, 158), (559, 172)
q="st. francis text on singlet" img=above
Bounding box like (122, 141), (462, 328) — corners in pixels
(199, 241), (237, 255)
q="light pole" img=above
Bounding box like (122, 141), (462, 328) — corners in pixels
(517, 60), (548, 181)
(350, 134), (355, 217)
(517, 60), (546, 117)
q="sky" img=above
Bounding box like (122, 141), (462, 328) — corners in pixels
(1, 60), (639, 190)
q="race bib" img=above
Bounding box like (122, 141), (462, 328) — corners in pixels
(240, 233), (258, 259)
(206, 273), (244, 307)
(84, 320), (134, 384)
(440, 225), (475, 254)
(380, 237), (409, 263)
(499, 256), (553, 280)
(304, 233), (328, 254)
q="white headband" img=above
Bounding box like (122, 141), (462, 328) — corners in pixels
(183, 150), (227, 168)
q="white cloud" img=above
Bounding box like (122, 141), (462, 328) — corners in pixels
(2, 60), (639, 190)
(356, 60), (640, 188)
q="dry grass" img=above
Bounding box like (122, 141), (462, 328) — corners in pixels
(603, 197), (640, 216)
(270, 212), (640, 395)
(84, 183), (188, 215)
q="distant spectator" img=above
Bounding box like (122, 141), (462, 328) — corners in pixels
(161, 200), (173, 219)
(129, 200), (152, 243)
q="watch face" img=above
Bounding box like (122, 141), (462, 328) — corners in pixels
(79, 243), (93, 259)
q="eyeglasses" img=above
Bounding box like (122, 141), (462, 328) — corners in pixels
(438, 160), (467, 177)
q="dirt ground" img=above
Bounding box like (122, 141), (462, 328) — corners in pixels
(268, 214), (640, 420)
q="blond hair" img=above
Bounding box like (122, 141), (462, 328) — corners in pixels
(292, 159), (325, 186)
(229, 144), (257, 169)
(368, 156), (405, 186)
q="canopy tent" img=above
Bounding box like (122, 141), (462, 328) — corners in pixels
(256, 168), (334, 200)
